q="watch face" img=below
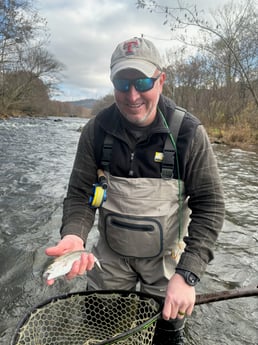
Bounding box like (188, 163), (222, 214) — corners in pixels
(176, 269), (199, 286)
(187, 272), (198, 286)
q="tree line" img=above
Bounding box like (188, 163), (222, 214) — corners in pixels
(1, 0), (257, 145)
(0, 0), (90, 117)
(136, 0), (257, 133)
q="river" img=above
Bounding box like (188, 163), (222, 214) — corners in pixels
(0, 116), (257, 345)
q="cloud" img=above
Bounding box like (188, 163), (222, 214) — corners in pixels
(38, 0), (231, 101)
(38, 0), (173, 100)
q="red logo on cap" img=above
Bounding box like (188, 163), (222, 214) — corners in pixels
(123, 40), (139, 55)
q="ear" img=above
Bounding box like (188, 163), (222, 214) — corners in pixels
(158, 72), (166, 92)
(159, 72), (166, 85)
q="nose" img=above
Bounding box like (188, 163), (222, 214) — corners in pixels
(126, 84), (140, 101)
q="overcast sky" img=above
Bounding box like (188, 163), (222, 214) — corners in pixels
(36, 0), (233, 101)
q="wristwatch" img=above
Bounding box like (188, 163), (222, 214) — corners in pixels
(176, 269), (200, 286)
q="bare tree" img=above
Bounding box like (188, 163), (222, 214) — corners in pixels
(136, 0), (258, 107)
(0, 0), (44, 72)
(3, 70), (49, 114)
(0, 0), (64, 115)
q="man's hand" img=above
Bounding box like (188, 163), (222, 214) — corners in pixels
(162, 273), (196, 320)
(45, 235), (95, 285)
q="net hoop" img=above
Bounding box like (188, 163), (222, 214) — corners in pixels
(11, 290), (163, 345)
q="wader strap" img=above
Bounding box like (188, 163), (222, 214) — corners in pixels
(101, 134), (113, 172)
(161, 107), (185, 179)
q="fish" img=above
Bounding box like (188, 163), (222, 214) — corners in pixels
(43, 250), (102, 281)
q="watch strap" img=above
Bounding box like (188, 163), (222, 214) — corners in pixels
(176, 268), (200, 286)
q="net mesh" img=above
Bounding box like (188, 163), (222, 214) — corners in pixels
(12, 291), (161, 345)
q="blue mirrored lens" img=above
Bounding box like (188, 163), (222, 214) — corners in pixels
(135, 78), (154, 92)
(113, 79), (131, 92)
(113, 78), (155, 92)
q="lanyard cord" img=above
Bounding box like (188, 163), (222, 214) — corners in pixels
(158, 107), (183, 241)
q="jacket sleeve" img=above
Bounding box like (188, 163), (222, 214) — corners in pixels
(176, 125), (225, 278)
(60, 117), (98, 244)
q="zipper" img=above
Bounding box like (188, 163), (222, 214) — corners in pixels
(110, 219), (154, 231)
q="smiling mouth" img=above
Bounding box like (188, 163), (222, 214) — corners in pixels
(126, 103), (143, 109)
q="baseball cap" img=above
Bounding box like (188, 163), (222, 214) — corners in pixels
(110, 37), (162, 80)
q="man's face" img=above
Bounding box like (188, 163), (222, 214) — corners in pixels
(113, 69), (166, 127)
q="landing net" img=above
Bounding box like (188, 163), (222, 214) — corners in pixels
(11, 290), (162, 345)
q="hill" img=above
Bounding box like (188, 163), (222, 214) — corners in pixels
(68, 98), (97, 109)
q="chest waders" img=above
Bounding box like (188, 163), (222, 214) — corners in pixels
(99, 172), (190, 259)
(88, 106), (190, 267)
(87, 107), (194, 345)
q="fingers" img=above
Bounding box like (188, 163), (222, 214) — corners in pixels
(163, 301), (191, 320)
(162, 302), (186, 320)
(162, 299), (172, 320)
(66, 253), (95, 280)
(176, 303), (194, 319)
(162, 289), (195, 320)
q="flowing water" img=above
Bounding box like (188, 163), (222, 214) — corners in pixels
(0, 117), (257, 345)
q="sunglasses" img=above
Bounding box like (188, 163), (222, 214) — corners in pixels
(112, 73), (162, 93)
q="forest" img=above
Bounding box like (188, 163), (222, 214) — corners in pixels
(1, 0), (257, 147)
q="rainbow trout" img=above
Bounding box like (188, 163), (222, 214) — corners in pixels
(43, 250), (102, 281)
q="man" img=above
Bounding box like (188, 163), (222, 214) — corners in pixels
(45, 37), (225, 345)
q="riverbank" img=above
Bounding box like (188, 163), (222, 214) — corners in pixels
(208, 124), (258, 153)
(1, 113), (258, 153)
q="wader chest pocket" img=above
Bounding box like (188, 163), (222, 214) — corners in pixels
(104, 214), (163, 258)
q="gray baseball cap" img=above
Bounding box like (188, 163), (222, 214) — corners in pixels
(110, 37), (162, 80)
